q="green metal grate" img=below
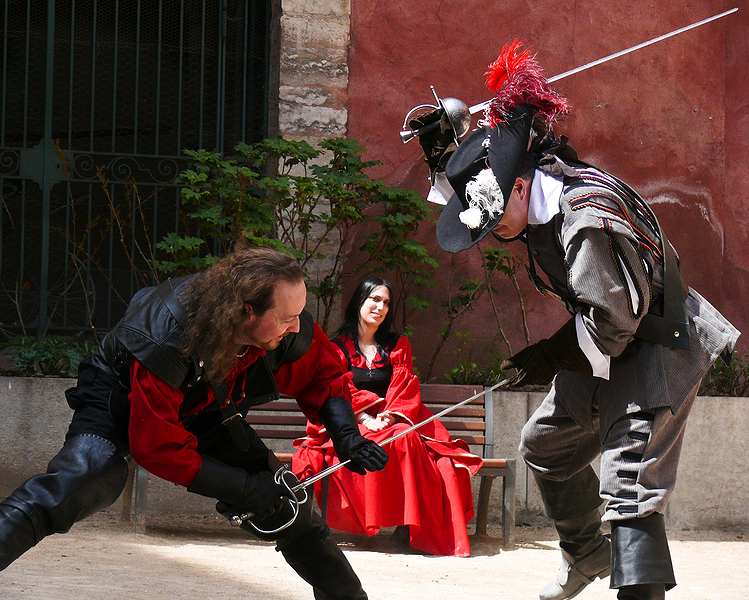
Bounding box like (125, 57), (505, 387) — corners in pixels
(0, 0), (271, 337)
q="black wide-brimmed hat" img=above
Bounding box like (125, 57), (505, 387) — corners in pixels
(436, 104), (534, 253)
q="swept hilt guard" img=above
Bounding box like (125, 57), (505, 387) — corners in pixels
(400, 86), (471, 144)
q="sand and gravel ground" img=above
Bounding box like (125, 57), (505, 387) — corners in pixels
(2, 511), (747, 600)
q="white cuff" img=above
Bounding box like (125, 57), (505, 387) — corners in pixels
(575, 313), (610, 380)
(426, 171), (455, 205)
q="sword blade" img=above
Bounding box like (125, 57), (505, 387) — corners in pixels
(291, 378), (511, 493)
(469, 8), (738, 115)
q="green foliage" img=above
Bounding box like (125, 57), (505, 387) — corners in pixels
(440, 277), (489, 315)
(360, 185), (438, 331)
(699, 352), (749, 397)
(0, 336), (97, 377)
(445, 359), (506, 386)
(443, 332), (506, 386)
(163, 135), (436, 331)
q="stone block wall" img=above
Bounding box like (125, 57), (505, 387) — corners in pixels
(277, 0), (350, 143)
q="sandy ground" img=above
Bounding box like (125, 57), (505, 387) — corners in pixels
(2, 511), (747, 600)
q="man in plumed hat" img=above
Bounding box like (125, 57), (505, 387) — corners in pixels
(417, 41), (739, 600)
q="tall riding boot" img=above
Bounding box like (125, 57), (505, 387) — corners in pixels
(616, 584), (666, 600)
(611, 513), (675, 600)
(0, 504), (43, 571)
(534, 466), (611, 600)
(0, 434), (129, 571)
(282, 530), (368, 600)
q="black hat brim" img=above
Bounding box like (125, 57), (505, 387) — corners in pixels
(435, 105), (535, 253)
(436, 192), (501, 253)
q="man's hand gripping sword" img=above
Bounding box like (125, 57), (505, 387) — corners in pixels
(228, 378), (511, 533)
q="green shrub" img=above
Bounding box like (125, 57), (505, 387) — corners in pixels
(0, 336), (97, 378)
(443, 332), (506, 386)
(699, 352), (749, 397)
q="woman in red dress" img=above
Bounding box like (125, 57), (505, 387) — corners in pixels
(292, 276), (482, 556)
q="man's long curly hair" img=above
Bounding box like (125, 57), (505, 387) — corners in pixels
(182, 246), (304, 379)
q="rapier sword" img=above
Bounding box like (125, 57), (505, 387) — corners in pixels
(402, 8), (738, 142)
(229, 377), (511, 531)
(469, 7), (739, 115)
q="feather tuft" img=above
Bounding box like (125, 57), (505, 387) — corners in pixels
(483, 40), (569, 128)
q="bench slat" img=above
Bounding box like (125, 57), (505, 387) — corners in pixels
(252, 428), (307, 439)
(246, 414), (308, 426)
(438, 421), (486, 432)
(250, 401), (301, 411)
(451, 435), (486, 445)
(426, 406), (485, 418)
(419, 384), (482, 403)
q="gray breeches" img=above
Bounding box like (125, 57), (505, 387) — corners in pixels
(519, 380), (699, 522)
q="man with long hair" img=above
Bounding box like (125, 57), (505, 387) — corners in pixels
(0, 245), (388, 600)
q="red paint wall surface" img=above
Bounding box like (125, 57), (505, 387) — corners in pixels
(347, 1), (748, 380)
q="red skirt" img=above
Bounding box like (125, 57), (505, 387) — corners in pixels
(292, 421), (480, 557)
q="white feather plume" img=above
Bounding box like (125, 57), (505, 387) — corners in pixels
(458, 167), (504, 229)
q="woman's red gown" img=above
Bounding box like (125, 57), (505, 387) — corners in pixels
(292, 335), (482, 556)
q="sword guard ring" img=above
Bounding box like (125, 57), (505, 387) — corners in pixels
(227, 465), (309, 535)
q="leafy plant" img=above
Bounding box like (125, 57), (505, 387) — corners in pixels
(443, 332), (506, 386)
(424, 242), (525, 381)
(162, 136), (437, 332)
(0, 336), (97, 377)
(359, 186), (438, 332)
(699, 352), (749, 397)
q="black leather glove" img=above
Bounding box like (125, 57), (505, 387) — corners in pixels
(318, 396), (389, 475)
(501, 318), (593, 387)
(188, 455), (293, 521)
(409, 107), (457, 180)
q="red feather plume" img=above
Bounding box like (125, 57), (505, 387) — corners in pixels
(483, 40), (569, 127)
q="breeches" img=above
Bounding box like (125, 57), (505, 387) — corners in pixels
(519, 381), (699, 522)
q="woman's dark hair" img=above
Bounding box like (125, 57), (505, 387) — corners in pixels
(337, 276), (399, 361)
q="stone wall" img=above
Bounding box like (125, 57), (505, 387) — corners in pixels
(276, 0), (350, 143)
(273, 1), (352, 325)
(2, 377), (747, 532)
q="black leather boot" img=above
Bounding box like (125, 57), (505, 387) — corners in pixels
(534, 467), (611, 600)
(0, 504), (43, 571)
(611, 512), (675, 597)
(0, 433), (129, 570)
(617, 583), (666, 600)
(282, 531), (368, 600)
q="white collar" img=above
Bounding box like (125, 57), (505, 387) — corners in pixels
(527, 169), (563, 225)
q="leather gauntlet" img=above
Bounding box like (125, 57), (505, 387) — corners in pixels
(501, 318), (593, 387)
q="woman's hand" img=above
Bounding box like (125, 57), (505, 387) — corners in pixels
(359, 407), (393, 432)
(376, 411), (397, 428)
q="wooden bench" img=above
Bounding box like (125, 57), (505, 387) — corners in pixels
(125, 383), (516, 546)
(244, 383), (515, 547)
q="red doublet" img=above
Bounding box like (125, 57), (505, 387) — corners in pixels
(127, 322), (351, 488)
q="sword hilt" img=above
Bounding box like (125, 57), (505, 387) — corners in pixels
(229, 512), (253, 527)
(225, 466), (308, 532)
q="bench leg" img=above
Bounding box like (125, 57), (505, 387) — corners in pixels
(502, 460), (516, 548)
(120, 461), (136, 522)
(134, 464), (149, 535)
(475, 474), (496, 537)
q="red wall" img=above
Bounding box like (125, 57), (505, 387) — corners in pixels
(347, 1), (748, 380)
